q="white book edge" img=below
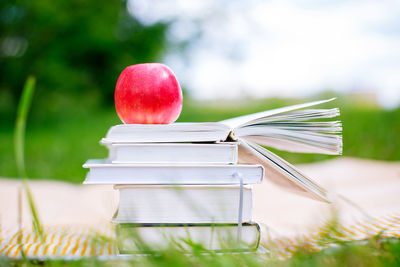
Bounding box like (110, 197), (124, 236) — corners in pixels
(112, 185), (253, 224)
(82, 160), (264, 185)
(104, 142), (238, 164)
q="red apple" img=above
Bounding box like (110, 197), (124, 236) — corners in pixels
(115, 63), (183, 124)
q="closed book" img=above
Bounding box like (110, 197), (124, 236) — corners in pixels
(115, 223), (260, 253)
(83, 160), (264, 185)
(112, 185), (252, 224)
(102, 123), (230, 144)
(104, 142), (238, 164)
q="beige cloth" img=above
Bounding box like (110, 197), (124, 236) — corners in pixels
(1, 157), (399, 240)
(253, 157), (400, 242)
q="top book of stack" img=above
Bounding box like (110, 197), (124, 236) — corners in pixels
(84, 98), (342, 202)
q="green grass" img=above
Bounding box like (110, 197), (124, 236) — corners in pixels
(14, 76), (36, 178)
(0, 97), (399, 183)
(0, 236), (399, 266)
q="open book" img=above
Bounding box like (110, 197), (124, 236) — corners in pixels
(102, 98), (342, 202)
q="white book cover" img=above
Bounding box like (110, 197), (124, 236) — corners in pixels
(112, 185), (253, 224)
(104, 142), (238, 164)
(102, 122), (229, 143)
(83, 160), (264, 185)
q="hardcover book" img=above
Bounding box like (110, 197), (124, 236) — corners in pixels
(112, 185), (253, 224)
(104, 142), (238, 164)
(115, 223), (260, 253)
(83, 160), (264, 185)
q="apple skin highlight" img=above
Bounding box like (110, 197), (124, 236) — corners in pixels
(115, 63), (183, 124)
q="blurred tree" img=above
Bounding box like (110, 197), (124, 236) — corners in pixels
(0, 0), (169, 123)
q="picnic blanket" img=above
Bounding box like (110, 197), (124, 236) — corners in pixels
(1, 157), (400, 259)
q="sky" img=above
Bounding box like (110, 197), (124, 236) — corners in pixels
(128, 0), (400, 108)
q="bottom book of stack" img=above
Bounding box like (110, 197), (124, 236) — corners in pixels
(112, 185), (260, 253)
(116, 223), (260, 253)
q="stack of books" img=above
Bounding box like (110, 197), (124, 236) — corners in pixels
(83, 98), (342, 254)
(83, 130), (264, 253)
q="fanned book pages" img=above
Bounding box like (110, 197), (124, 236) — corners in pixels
(99, 98), (342, 202)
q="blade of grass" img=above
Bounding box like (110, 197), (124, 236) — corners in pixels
(17, 186), (28, 260)
(13, 76), (43, 238)
(14, 75), (36, 178)
(23, 180), (43, 237)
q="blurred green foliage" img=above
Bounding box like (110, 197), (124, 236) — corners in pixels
(0, 0), (169, 125)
